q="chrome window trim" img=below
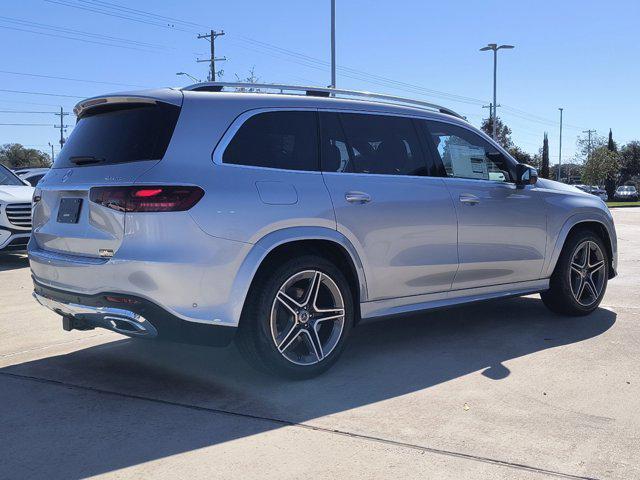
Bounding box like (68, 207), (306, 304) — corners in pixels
(212, 106), (519, 184)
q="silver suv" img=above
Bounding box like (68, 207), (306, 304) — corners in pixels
(29, 83), (617, 378)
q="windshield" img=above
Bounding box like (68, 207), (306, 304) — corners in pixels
(618, 186), (637, 192)
(0, 165), (24, 186)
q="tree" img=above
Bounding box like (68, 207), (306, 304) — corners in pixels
(581, 145), (620, 186)
(620, 141), (640, 182)
(576, 132), (605, 161)
(480, 116), (512, 149)
(0, 143), (51, 169)
(234, 67), (261, 92)
(607, 129), (617, 152)
(507, 145), (532, 165)
(540, 132), (550, 179)
(604, 129), (618, 195)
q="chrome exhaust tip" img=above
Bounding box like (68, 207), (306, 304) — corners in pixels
(33, 292), (158, 338)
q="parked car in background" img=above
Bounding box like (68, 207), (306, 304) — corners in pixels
(574, 184), (609, 202)
(614, 185), (638, 202)
(0, 164), (33, 251)
(589, 186), (608, 201)
(29, 83), (618, 378)
(17, 168), (49, 187)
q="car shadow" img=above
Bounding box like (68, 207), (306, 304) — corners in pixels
(0, 296), (616, 479)
(0, 252), (28, 272)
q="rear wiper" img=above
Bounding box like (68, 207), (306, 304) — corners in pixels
(69, 155), (106, 166)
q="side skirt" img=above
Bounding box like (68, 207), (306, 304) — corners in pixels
(359, 279), (550, 320)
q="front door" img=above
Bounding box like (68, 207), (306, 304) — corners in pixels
(319, 111), (459, 301)
(421, 120), (547, 290)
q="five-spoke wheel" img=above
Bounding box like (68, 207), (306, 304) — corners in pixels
(236, 255), (353, 379)
(568, 240), (606, 307)
(541, 229), (609, 316)
(271, 270), (346, 365)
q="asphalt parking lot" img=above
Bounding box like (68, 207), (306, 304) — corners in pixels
(1, 208), (638, 480)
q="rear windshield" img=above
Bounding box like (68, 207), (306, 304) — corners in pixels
(53, 102), (180, 168)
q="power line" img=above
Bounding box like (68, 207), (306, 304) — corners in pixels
(79, 0), (207, 29)
(0, 16), (174, 52)
(0, 69), (148, 88)
(44, 0), (197, 33)
(0, 89), (84, 99)
(0, 123), (53, 126)
(0, 110), (57, 114)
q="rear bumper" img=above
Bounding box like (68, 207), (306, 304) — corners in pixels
(32, 279), (237, 347)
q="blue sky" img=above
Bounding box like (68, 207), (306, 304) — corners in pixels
(1, 0), (638, 163)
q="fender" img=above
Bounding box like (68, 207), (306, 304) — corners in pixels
(226, 226), (368, 326)
(543, 211), (618, 279)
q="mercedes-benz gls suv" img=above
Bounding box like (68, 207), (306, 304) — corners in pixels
(29, 83), (617, 379)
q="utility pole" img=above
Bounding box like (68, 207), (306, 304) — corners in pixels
(330, 0), (336, 88)
(47, 142), (54, 163)
(557, 108), (563, 181)
(482, 103), (494, 128)
(582, 128), (596, 161)
(54, 107), (69, 149)
(197, 30), (226, 82)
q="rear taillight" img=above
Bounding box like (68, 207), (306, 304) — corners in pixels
(89, 186), (204, 212)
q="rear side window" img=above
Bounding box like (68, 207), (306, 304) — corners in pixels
(223, 111), (318, 171)
(53, 102), (180, 168)
(323, 112), (430, 176)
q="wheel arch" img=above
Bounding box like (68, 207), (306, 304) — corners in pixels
(545, 215), (617, 279)
(228, 227), (368, 326)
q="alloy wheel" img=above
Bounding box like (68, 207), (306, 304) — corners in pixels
(568, 240), (606, 307)
(270, 270), (346, 366)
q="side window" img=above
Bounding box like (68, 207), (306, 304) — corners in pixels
(421, 121), (513, 182)
(319, 112), (351, 173)
(223, 111), (318, 171)
(322, 112), (429, 176)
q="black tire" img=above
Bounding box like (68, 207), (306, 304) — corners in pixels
(541, 229), (609, 316)
(236, 254), (354, 379)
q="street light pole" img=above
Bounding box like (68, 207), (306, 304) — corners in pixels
(492, 48), (497, 139)
(480, 43), (514, 140)
(558, 107), (563, 181)
(330, 0), (336, 88)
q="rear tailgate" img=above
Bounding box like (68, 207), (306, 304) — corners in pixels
(32, 90), (182, 259)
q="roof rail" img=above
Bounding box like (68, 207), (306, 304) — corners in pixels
(182, 82), (465, 120)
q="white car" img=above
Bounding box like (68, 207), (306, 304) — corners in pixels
(16, 168), (49, 187)
(0, 164), (34, 251)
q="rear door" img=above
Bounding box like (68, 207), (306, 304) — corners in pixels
(32, 93), (182, 258)
(320, 111), (458, 301)
(420, 119), (547, 290)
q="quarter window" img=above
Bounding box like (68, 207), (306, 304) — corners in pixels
(321, 112), (430, 176)
(422, 121), (513, 182)
(223, 111), (318, 171)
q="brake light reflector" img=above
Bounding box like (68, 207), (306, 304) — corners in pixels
(90, 186), (204, 212)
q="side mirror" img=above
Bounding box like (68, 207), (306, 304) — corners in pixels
(515, 163), (538, 188)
